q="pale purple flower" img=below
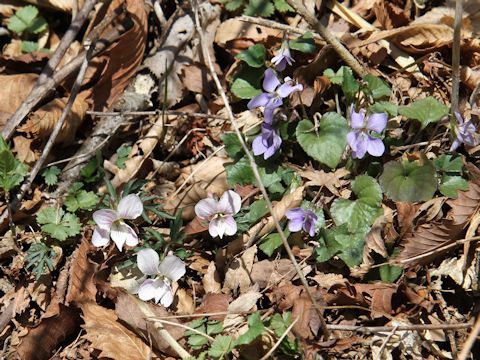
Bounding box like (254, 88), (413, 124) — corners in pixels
(450, 112), (477, 151)
(92, 194), (143, 251)
(137, 249), (186, 307)
(252, 122), (282, 159)
(347, 106), (387, 159)
(247, 68), (303, 123)
(194, 190), (241, 238)
(285, 208), (318, 237)
(272, 41), (294, 71)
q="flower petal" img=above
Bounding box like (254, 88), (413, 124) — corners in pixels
(277, 82), (303, 98)
(450, 138), (462, 151)
(350, 106), (366, 129)
(209, 217), (225, 238)
(454, 111), (464, 125)
(366, 137), (385, 157)
(252, 135), (267, 156)
(160, 286), (174, 307)
(158, 255), (186, 282)
(218, 190), (241, 214)
(273, 58), (287, 71)
(223, 216), (238, 236)
(247, 93), (271, 109)
(124, 224), (139, 247)
(93, 209), (118, 230)
(117, 194), (143, 220)
(137, 249), (160, 275)
(352, 133), (368, 159)
(286, 208), (306, 221)
(367, 113), (388, 133)
(195, 197), (218, 220)
(92, 227), (110, 247)
(110, 222), (138, 251)
(288, 218), (304, 232)
(138, 279), (168, 304)
(263, 68), (280, 93)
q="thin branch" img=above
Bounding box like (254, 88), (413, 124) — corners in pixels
(285, 0), (367, 77)
(1, 0), (101, 140)
(191, 0), (330, 340)
(87, 110), (228, 120)
(458, 316), (480, 360)
(259, 317), (299, 360)
(451, 0), (463, 114)
(327, 322), (472, 333)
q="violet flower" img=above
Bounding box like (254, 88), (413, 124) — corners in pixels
(137, 249), (186, 307)
(194, 190), (241, 238)
(252, 122), (282, 159)
(450, 112), (477, 151)
(272, 41), (294, 71)
(247, 68), (303, 123)
(285, 208), (318, 237)
(92, 194), (143, 251)
(347, 106), (387, 159)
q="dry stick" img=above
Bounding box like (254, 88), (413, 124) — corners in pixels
(376, 325), (399, 359)
(327, 323), (472, 333)
(458, 315), (480, 360)
(450, 0), (463, 115)
(285, 0), (367, 77)
(1, 0), (100, 141)
(87, 110), (228, 120)
(259, 317), (299, 360)
(191, 0), (330, 340)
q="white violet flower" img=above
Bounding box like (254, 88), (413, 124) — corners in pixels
(92, 194), (143, 251)
(194, 190), (241, 239)
(137, 249), (186, 307)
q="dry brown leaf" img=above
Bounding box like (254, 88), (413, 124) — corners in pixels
(461, 66), (480, 91)
(374, 0), (410, 30)
(17, 301), (81, 360)
(115, 291), (184, 356)
(223, 288), (262, 334)
(396, 182), (480, 266)
(23, 0), (81, 12)
(299, 168), (349, 196)
(0, 74), (38, 128)
(13, 135), (38, 164)
(180, 64), (213, 96)
(203, 261), (222, 294)
(18, 91), (89, 144)
(196, 293), (231, 321)
(66, 234), (98, 305)
(251, 259), (312, 288)
(82, 302), (152, 360)
(223, 245), (257, 293)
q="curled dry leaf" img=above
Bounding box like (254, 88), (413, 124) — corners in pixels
(203, 261), (222, 294)
(0, 74), (38, 128)
(18, 91), (90, 144)
(17, 301), (81, 360)
(223, 288), (262, 335)
(13, 135), (38, 164)
(251, 259), (312, 289)
(82, 301), (152, 360)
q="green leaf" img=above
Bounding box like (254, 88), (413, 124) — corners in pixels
(433, 154), (463, 173)
(244, 0), (274, 17)
(269, 312), (299, 354)
(259, 232), (283, 256)
(236, 199), (269, 232)
(288, 32), (316, 53)
(379, 159), (437, 202)
(369, 101), (398, 117)
(225, 0), (245, 11)
(25, 243), (56, 281)
(0, 145), (28, 193)
(235, 312), (264, 346)
(28, 16), (48, 34)
(231, 66), (264, 99)
(296, 113), (349, 168)
(330, 175), (383, 233)
(115, 145), (132, 169)
(323, 67), (346, 85)
(379, 263), (403, 282)
(221, 132), (244, 161)
(208, 335), (234, 358)
(206, 321), (223, 336)
(65, 190), (99, 212)
(398, 97), (449, 129)
(236, 44), (266, 68)
(363, 74), (391, 100)
(341, 67), (359, 101)
(439, 175), (469, 199)
(225, 157), (283, 192)
(8, 6), (47, 34)
(188, 334), (209, 348)
(273, 0), (293, 12)
(21, 40), (39, 53)
(36, 207), (81, 241)
(335, 231), (365, 267)
(42, 166), (61, 186)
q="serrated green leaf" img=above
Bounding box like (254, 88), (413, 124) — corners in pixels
(221, 132), (244, 160)
(369, 101), (398, 117)
(323, 67), (346, 85)
(236, 199), (269, 232)
(273, 0), (293, 12)
(379, 159), (437, 202)
(398, 97), (449, 128)
(331, 176), (383, 233)
(36, 207), (81, 241)
(296, 113), (349, 168)
(225, 0), (245, 11)
(379, 263), (403, 282)
(206, 321), (223, 336)
(28, 16), (47, 34)
(208, 335), (234, 358)
(21, 40), (39, 53)
(42, 166), (61, 186)
(335, 231), (365, 267)
(188, 334), (209, 348)
(225, 157), (282, 192)
(259, 232), (283, 256)
(433, 154), (463, 173)
(115, 145), (132, 169)
(236, 44), (266, 68)
(341, 67), (359, 101)
(235, 312), (264, 346)
(288, 32), (316, 53)
(65, 190), (99, 212)
(0, 147), (28, 192)
(231, 66), (263, 99)
(244, 0), (274, 17)
(8, 6), (47, 34)
(363, 74), (391, 100)
(439, 175), (469, 198)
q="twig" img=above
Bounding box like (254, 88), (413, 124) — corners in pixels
(1, 0), (100, 140)
(192, 0), (330, 340)
(458, 315), (480, 360)
(87, 110), (228, 120)
(149, 318), (215, 342)
(259, 316), (299, 360)
(376, 325), (398, 360)
(285, 0), (367, 77)
(451, 0), (463, 115)
(327, 322), (472, 333)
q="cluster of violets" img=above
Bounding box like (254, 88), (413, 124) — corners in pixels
(92, 194), (185, 308)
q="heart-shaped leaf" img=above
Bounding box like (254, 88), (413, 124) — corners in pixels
(398, 97), (449, 128)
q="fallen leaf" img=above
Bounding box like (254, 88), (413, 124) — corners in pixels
(196, 293), (231, 321)
(82, 301), (152, 360)
(251, 259), (312, 288)
(223, 288), (262, 330)
(299, 168), (350, 196)
(12, 135), (38, 164)
(203, 261), (222, 294)
(223, 245), (257, 293)
(0, 73), (37, 128)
